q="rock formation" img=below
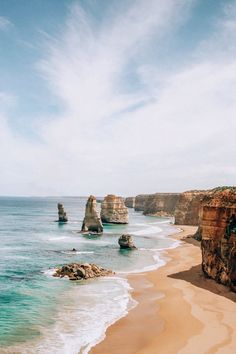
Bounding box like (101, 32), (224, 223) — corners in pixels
(118, 234), (137, 249)
(143, 193), (180, 216)
(57, 203), (68, 222)
(134, 194), (151, 211)
(81, 195), (103, 233)
(53, 263), (113, 281)
(200, 187), (236, 291)
(174, 190), (207, 226)
(125, 197), (135, 208)
(101, 195), (128, 224)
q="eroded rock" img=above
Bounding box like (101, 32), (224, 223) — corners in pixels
(101, 195), (128, 224)
(57, 203), (68, 222)
(200, 187), (236, 291)
(53, 263), (113, 280)
(118, 234), (137, 249)
(81, 195), (103, 233)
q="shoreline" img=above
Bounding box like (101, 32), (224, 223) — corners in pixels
(90, 225), (236, 354)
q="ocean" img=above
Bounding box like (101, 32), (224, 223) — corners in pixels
(0, 197), (179, 353)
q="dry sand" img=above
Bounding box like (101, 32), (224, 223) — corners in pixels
(91, 226), (236, 354)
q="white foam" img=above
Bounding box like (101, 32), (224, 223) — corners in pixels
(60, 251), (95, 255)
(132, 225), (162, 236)
(16, 277), (137, 354)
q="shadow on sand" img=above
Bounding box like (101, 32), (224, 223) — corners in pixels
(167, 236), (236, 303)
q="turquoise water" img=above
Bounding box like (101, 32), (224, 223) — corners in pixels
(0, 197), (178, 353)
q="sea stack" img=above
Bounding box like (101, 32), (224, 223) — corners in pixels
(81, 195), (103, 233)
(118, 234), (136, 249)
(57, 203), (68, 222)
(101, 195), (129, 224)
(200, 187), (236, 291)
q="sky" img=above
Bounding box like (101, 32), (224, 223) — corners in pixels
(0, 0), (235, 196)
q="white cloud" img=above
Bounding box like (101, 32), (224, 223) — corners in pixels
(0, 16), (12, 31)
(0, 0), (236, 196)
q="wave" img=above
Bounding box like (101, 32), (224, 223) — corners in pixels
(132, 225), (162, 236)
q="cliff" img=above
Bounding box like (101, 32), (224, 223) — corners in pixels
(81, 195), (103, 233)
(134, 194), (152, 211)
(174, 190), (207, 226)
(101, 195), (128, 224)
(143, 193), (180, 216)
(200, 187), (236, 291)
(125, 197), (135, 208)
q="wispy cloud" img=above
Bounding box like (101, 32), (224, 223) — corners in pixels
(0, 0), (236, 195)
(0, 16), (12, 31)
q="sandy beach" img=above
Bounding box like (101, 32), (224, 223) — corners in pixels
(91, 226), (236, 354)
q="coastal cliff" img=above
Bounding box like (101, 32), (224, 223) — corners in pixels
(200, 187), (236, 291)
(134, 194), (151, 211)
(125, 197), (135, 208)
(101, 195), (128, 224)
(143, 193), (180, 216)
(174, 191), (206, 226)
(81, 195), (103, 233)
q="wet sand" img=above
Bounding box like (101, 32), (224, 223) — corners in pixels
(91, 226), (236, 354)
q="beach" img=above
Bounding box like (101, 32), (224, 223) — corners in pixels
(91, 226), (236, 354)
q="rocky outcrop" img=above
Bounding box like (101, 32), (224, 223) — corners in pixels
(174, 191), (207, 226)
(125, 197), (135, 208)
(118, 234), (137, 249)
(143, 193), (180, 216)
(101, 195), (128, 224)
(53, 263), (113, 281)
(57, 203), (68, 222)
(134, 194), (151, 211)
(200, 187), (236, 291)
(81, 195), (103, 233)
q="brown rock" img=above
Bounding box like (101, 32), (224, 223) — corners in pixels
(53, 263), (113, 280)
(125, 197), (135, 208)
(57, 203), (68, 222)
(118, 234), (137, 249)
(81, 195), (103, 233)
(101, 195), (128, 224)
(200, 187), (236, 291)
(174, 191), (207, 226)
(143, 193), (180, 216)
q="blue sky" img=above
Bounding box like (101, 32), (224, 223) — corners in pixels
(0, 0), (236, 196)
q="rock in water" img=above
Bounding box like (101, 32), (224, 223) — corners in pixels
(53, 263), (113, 280)
(57, 203), (68, 222)
(118, 234), (137, 249)
(101, 195), (128, 224)
(81, 195), (103, 233)
(200, 187), (236, 291)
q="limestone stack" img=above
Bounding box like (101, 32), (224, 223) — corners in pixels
(57, 203), (68, 222)
(143, 193), (180, 216)
(125, 197), (135, 208)
(118, 234), (136, 249)
(200, 187), (236, 291)
(174, 191), (206, 225)
(101, 195), (128, 224)
(81, 195), (103, 233)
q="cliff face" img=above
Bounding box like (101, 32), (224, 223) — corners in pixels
(81, 195), (103, 233)
(174, 191), (207, 226)
(200, 187), (236, 291)
(134, 194), (151, 211)
(143, 193), (180, 216)
(101, 195), (128, 224)
(125, 197), (135, 208)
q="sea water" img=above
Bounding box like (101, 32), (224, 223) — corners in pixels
(0, 197), (179, 353)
